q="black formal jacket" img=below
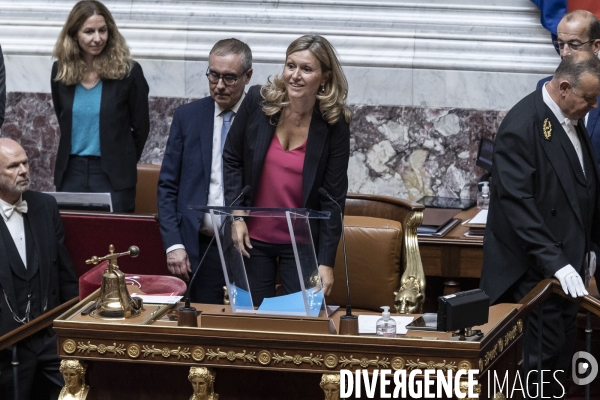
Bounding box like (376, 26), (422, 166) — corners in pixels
(0, 191), (78, 336)
(480, 87), (600, 304)
(51, 61), (150, 191)
(223, 85), (351, 267)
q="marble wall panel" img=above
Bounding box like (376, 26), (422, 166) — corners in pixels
(1, 92), (505, 202)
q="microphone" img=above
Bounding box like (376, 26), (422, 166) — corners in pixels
(318, 187), (358, 335)
(178, 185), (251, 326)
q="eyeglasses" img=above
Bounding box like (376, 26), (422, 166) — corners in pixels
(556, 39), (595, 52)
(205, 68), (246, 86)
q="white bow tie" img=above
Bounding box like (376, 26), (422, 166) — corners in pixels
(2, 200), (28, 219)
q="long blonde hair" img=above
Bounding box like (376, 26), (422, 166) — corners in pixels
(53, 0), (132, 85)
(261, 35), (352, 125)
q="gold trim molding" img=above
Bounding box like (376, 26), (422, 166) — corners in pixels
(273, 352), (324, 366)
(391, 357), (405, 370)
(258, 350), (272, 365)
(192, 347), (205, 362)
(324, 353), (339, 369)
(206, 348), (256, 363)
(406, 359), (457, 372)
(142, 345), (191, 360)
(127, 344), (141, 358)
(340, 356), (390, 369)
(77, 341), (125, 356)
(63, 339), (77, 354)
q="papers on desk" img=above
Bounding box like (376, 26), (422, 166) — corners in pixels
(357, 315), (415, 335)
(258, 288), (324, 317)
(462, 209), (487, 238)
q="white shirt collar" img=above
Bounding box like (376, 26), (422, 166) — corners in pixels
(0, 195), (24, 222)
(213, 92), (246, 119)
(542, 82), (578, 126)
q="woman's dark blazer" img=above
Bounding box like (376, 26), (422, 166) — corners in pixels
(223, 85), (350, 267)
(50, 61), (150, 191)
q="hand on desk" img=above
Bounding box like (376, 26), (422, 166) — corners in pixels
(555, 264), (588, 298)
(317, 265), (334, 296)
(232, 219), (252, 257)
(167, 248), (191, 281)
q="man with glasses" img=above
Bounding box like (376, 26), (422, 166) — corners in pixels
(538, 10), (600, 162)
(537, 10), (600, 289)
(158, 39), (252, 303)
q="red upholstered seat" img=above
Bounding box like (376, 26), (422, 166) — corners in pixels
(79, 260), (187, 300)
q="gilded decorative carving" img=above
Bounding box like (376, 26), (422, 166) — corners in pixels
(258, 350), (272, 365)
(272, 352), (323, 366)
(206, 348), (256, 363)
(127, 344), (141, 359)
(458, 360), (471, 371)
(142, 345), (191, 360)
(320, 373), (341, 400)
(497, 338), (504, 353)
(406, 359), (457, 372)
(478, 358), (484, 371)
(63, 339), (77, 354)
(59, 359), (89, 400)
(324, 353), (338, 369)
(77, 341), (125, 356)
(484, 344), (498, 366)
(340, 356), (390, 369)
(458, 382), (481, 400)
(493, 392), (507, 400)
(395, 210), (426, 314)
(391, 357), (405, 371)
(192, 347), (206, 362)
(188, 367), (218, 400)
(503, 325), (517, 348)
(517, 319), (523, 333)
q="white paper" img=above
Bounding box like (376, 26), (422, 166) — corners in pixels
(469, 209), (488, 225)
(129, 294), (182, 305)
(357, 315), (414, 335)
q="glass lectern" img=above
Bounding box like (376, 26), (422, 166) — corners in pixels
(190, 206), (331, 317)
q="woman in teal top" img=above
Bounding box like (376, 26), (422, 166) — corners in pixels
(51, 0), (149, 212)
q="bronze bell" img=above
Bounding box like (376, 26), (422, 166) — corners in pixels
(86, 245), (143, 318)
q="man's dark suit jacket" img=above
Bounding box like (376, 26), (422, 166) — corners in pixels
(50, 61), (150, 191)
(223, 85), (351, 267)
(157, 96), (215, 271)
(0, 191), (78, 337)
(481, 86), (600, 303)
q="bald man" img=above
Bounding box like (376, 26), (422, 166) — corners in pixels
(0, 138), (78, 399)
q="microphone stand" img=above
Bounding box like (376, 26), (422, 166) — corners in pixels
(178, 185), (251, 327)
(318, 188), (358, 335)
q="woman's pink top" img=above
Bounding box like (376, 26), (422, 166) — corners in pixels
(248, 133), (307, 243)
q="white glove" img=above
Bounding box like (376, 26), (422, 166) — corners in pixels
(555, 264), (588, 298)
(584, 252), (596, 287)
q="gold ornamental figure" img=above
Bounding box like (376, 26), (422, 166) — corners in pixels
(188, 367), (218, 400)
(320, 373), (341, 400)
(58, 359), (89, 400)
(86, 244), (143, 318)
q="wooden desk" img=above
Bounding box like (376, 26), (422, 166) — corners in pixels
(54, 294), (524, 400)
(418, 208), (483, 294)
